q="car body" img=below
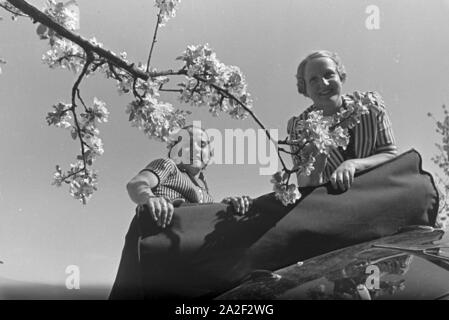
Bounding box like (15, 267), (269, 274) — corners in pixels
(217, 227), (449, 300)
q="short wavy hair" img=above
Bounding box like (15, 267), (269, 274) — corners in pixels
(296, 50), (347, 97)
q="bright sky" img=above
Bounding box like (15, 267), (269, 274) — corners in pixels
(1, 0), (449, 298)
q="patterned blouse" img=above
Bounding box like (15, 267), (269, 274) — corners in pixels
(287, 91), (398, 183)
(140, 158), (214, 204)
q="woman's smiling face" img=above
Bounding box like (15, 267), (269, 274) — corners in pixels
(304, 57), (343, 110)
(169, 126), (212, 171)
(189, 127), (212, 169)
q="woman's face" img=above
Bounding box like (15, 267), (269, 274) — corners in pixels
(189, 127), (212, 169)
(304, 57), (343, 109)
(169, 127), (211, 170)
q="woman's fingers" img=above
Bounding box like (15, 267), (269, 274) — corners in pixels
(344, 167), (356, 190)
(161, 199), (174, 228)
(242, 197), (249, 213)
(331, 159), (358, 192)
(222, 196), (254, 215)
(146, 197), (176, 228)
(153, 200), (162, 226)
(348, 168), (355, 187)
(166, 202), (175, 227)
(342, 170), (351, 190)
(242, 196), (252, 214)
(145, 197), (167, 227)
(238, 197), (247, 214)
(146, 201), (158, 222)
(230, 197), (241, 214)
(227, 196), (253, 215)
(330, 169), (347, 191)
(337, 171), (346, 190)
(159, 198), (168, 228)
(332, 168), (348, 190)
(332, 168), (355, 191)
(142, 197), (179, 228)
(330, 173), (338, 190)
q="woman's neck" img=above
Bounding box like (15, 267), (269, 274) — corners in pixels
(178, 163), (201, 178)
(314, 96), (343, 116)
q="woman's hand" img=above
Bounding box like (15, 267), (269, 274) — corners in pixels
(222, 196), (253, 215)
(139, 196), (185, 228)
(330, 160), (358, 191)
(330, 152), (397, 191)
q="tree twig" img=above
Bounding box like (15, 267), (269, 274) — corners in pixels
(56, 53), (85, 65)
(76, 88), (89, 113)
(159, 88), (183, 93)
(69, 52), (94, 173)
(62, 167), (85, 181)
(278, 147), (296, 155)
(133, 77), (144, 102)
(0, 2), (28, 17)
(146, 10), (162, 72)
(91, 60), (106, 73)
(107, 63), (123, 81)
(158, 83), (183, 93)
(6, 0), (148, 79)
(193, 75), (288, 171)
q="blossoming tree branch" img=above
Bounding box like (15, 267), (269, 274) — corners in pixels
(428, 106), (449, 228)
(2, 0), (441, 213)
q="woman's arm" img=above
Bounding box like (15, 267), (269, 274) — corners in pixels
(126, 170), (159, 205)
(127, 158), (178, 205)
(332, 94), (398, 191)
(331, 150), (397, 191)
(126, 159), (179, 228)
(350, 150), (398, 172)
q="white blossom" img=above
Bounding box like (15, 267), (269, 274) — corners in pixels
(42, 38), (84, 73)
(154, 0), (181, 26)
(126, 96), (189, 142)
(271, 171), (302, 206)
(92, 98), (109, 123)
(177, 44), (252, 119)
(46, 102), (72, 129)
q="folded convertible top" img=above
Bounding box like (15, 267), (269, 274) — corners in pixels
(110, 149), (439, 299)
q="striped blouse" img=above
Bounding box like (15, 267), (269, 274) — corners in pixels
(140, 158), (214, 204)
(287, 91), (398, 184)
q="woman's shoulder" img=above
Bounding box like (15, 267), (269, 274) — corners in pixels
(287, 116), (297, 134)
(287, 115), (302, 135)
(145, 157), (179, 173)
(287, 104), (314, 134)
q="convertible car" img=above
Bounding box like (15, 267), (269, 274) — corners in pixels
(217, 226), (449, 300)
(110, 149), (446, 300)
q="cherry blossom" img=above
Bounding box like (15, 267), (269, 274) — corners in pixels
(154, 0), (180, 26)
(177, 44), (253, 119)
(271, 171), (301, 206)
